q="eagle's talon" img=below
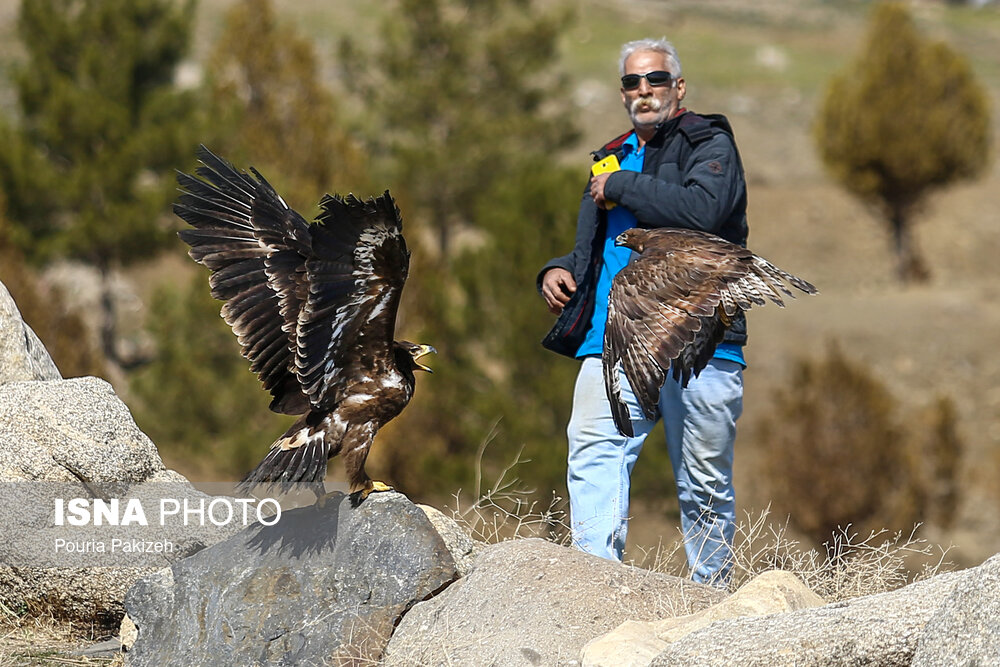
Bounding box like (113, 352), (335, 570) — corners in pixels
(349, 481), (394, 507)
(368, 481), (393, 494)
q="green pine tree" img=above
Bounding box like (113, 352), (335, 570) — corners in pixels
(814, 2), (992, 282)
(0, 0), (202, 366)
(204, 0), (368, 214)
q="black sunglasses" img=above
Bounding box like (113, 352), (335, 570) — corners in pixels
(620, 70), (673, 90)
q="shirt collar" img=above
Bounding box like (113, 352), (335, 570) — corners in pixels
(622, 132), (642, 154)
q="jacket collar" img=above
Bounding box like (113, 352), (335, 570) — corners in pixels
(593, 108), (690, 158)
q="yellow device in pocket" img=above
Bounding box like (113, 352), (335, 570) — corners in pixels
(591, 154), (620, 209)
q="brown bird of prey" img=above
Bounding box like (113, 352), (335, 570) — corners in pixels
(604, 227), (817, 437)
(174, 146), (434, 500)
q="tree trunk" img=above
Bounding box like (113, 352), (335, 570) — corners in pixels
(889, 206), (930, 283)
(98, 262), (151, 374)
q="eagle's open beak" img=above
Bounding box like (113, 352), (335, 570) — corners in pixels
(414, 344), (436, 372)
(615, 232), (628, 247)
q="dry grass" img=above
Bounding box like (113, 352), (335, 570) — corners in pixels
(626, 506), (953, 601)
(0, 601), (121, 667)
(725, 508), (953, 601)
(446, 442), (571, 546)
(446, 442), (954, 602)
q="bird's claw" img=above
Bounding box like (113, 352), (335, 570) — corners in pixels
(349, 480), (394, 507)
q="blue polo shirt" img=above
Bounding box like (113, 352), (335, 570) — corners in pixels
(575, 133), (746, 368)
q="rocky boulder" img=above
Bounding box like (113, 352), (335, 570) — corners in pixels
(125, 491), (462, 666)
(381, 537), (727, 666)
(912, 553), (1000, 666)
(0, 377), (163, 489)
(0, 280), (61, 383)
(649, 567), (967, 666)
(0, 285), (245, 626)
(583, 569), (826, 666)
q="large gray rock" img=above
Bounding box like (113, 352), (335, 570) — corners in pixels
(381, 537), (727, 667)
(583, 569), (826, 667)
(0, 377), (163, 490)
(0, 280), (61, 383)
(418, 503), (480, 576)
(125, 491), (461, 666)
(912, 554), (1000, 666)
(650, 568), (967, 666)
(0, 377), (243, 626)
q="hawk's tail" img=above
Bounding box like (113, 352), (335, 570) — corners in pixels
(237, 422), (332, 495)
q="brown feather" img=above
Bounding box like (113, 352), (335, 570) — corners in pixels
(603, 227), (816, 436)
(175, 146), (432, 495)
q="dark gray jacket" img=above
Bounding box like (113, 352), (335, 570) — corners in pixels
(538, 111), (749, 359)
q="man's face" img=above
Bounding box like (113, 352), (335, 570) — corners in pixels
(620, 50), (686, 131)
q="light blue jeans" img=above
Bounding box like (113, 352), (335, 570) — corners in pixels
(567, 356), (743, 586)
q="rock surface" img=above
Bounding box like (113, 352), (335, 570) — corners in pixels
(0, 377), (163, 490)
(649, 568), (966, 666)
(418, 503), (480, 576)
(0, 325), (243, 625)
(381, 537), (727, 667)
(125, 491), (461, 667)
(582, 569), (825, 667)
(0, 280), (61, 383)
(912, 553), (1000, 666)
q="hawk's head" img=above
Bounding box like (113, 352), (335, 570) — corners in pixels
(615, 228), (647, 253)
(394, 341), (436, 373)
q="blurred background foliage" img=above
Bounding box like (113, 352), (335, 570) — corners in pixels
(756, 343), (962, 555)
(815, 2), (991, 282)
(0, 0), (996, 563)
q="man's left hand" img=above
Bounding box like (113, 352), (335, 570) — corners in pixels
(590, 172), (612, 209)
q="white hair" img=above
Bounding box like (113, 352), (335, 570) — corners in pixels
(619, 38), (682, 78)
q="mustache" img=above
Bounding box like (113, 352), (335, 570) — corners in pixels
(630, 96), (663, 114)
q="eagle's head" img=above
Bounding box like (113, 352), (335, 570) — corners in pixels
(395, 341), (436, 373)
(615, 228), (646, 253)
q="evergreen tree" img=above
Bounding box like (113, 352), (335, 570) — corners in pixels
(814, 2), (991, 282)
(757, 344), (962, 553)
(340, 0), (578, 255)
(204, 0), (368, 213)
(0, 0), (201, 366)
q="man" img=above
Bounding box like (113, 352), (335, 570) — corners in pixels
(537, 38), (748, 586)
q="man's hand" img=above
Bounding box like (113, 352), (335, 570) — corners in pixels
(541, 268), (577, 315)
(590, 172), (612, 209)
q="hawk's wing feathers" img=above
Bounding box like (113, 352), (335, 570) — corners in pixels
(175, 146), (410, 416)
(604, 228), (816, 436)
(296, 192), (409, 409)
(175, 147), (308, 414)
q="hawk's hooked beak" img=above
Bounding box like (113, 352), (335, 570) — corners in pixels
(615, 232), (629, 247)
(413, 344), (436, 373)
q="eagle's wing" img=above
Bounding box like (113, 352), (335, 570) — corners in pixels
(175, 146), (312, 415)
(604, 228), (816, 437)
(296, 192), (409, 410)
(176, 147), (410, 415)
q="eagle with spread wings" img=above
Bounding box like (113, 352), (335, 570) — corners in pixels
(174, 146), (434, 500)
(604, 227), (817, 437)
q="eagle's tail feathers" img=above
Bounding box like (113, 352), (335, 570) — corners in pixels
(237, 429), (331, 495)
